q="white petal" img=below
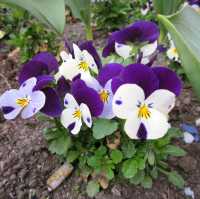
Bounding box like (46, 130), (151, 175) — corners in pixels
(64, 93), (79, 109)
(112, 84), (145, 119)
(19, 77), (37, 95)
(4, 107), (21, 120)
(167, 47), (179, 61)
(60, 51), (72, 62)
(82, 50), (98, 74)
(140, 56), (150, 65)
(145, 89), (175, 115)
(71, 119), (82, 135)
(99, 80), (115, 119)
(73, 43), (82, 60)
(80, 103), (92, 128)
(59, 60), (80, 81)
(141, 40), (157, 57)
(115, 42), (132, 59)
(82, 75), (102, 91)
(61, 108), (77, 130)
(21, 91), (46, 119)
(142, 109), (170, 139)
(124, 111), (141, 139)
(183, 132), (194, 144)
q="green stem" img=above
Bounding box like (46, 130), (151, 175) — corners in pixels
(85, 25), (93, 40)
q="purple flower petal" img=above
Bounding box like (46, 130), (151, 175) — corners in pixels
(111, 77), (124, 93)
(2, 106), (15, 114)
(79, 41), (102, 69)
(40, 88), (62, 117)
(120, 64), (159, 97)
(56, 76), (71, 98)
(103, 20), (159, 57)
(71, 79), (103, 117)
(32, 52), (59, 73)
(152, 67), (182, 96)
(98, 63), (124, 87)
(34, 75), (54, 90)
(137, 123), (147, 140)
(19, 61), (47, 85)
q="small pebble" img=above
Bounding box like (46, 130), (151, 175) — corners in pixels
(183, 132), (195, 144)
(195, 118), (200, 127)
(184, 187), (194, 199)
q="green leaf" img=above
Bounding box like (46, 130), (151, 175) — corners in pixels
(104, 166), (114, 180)
(95, 146), (107, 157)
(158, 6), (200, 98)
(129, 170), (145, 185)
(163, 145), (186, 157)
(67, 150), (80, 163)
(87, 156), (101, 169)
(150, 167), (158, 179)
(153, 0), (184, 15)
(92, 119), (118, 139)
(148, 151), (155, 166)
(168, 171), (185, 189)
(0, 0), (65, 34)
(86, 181), (100, 197)
(141, 176), (153, 189)
(110, 149), (123, 164)
(121, 141), (136, 158)
(122, 159), (138, 179)
(48, 134), (71, 156)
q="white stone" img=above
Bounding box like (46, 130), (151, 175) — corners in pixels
(183, 132), (195, 144)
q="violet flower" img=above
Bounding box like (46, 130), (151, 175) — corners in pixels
(19, 52), (62, 117)
(0, 78), (46, 120)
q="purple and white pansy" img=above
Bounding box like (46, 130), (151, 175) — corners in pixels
(0, 77), (45, 119)
(113, 84), (175, 139)
(61, 94), (92, 135)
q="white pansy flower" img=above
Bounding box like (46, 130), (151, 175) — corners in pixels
(61, 94), (92, 135)
(112, 84), (175, 140)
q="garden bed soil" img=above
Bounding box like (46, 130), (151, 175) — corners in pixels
(0, 23), (200, 199)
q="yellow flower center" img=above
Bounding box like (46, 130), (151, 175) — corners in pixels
(73, 109), (82, 119)
(79, 61), (89, 71)
(138, 104), (151, 119)
(16, 98), (30, 108)
(99, 89), (109, 103)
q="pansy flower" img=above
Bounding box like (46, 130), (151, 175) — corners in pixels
(19, 52), (62, 117)
(113, 84), (175, 139)
(61, 94), (92, 135)
(56, 43), (98, 81)
(187, 0), (200, 12)
(112, 64), (182, 97)
(103, 21), (159, 61)
(0, 78), (45, 120)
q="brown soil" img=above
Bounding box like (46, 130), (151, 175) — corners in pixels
(0, 23), (200, 199)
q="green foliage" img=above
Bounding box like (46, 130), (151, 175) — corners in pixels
(162, 145), (186, 157)
(110, 149), (123, 164)
(92, 119), (118, 139)
(86, 180), (100, 197)
(122, 158), (138, 179)
(158, 6), (200, 99)
(168, 171), (185, 189)
(0, 0), (65, 34)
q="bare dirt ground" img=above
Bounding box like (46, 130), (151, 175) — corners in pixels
(0, 23), (200, 199)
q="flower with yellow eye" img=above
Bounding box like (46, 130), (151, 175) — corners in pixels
(113, 84), (176, 140)
(61, 94), (92, 135)
(0, 77), (46, 120)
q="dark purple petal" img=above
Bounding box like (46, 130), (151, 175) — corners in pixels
(34, 75), (54, 90)
(71, 79), (103, 117)
(2, 106), (15, 114)
(102, 20), (159, 57)
(19, 61), (47, 84)
(32, 52), (59, 73)
(98, 63), (124, 87)
(40, 88), (62, 117)
(120, 64), (159, 97)
(137, 123), (147, 140)
(79, 41), (102, 69)
(157, 44), (167, 53)
(152, 67), (182, 96)
(56, 76), (71, 98)
(111, 77), (124, 93)
(68, 122), (75, 131)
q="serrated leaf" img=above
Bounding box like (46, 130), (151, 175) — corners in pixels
(141, 176), (153, 189)
(158, 6), (200, 98)
(86, 181), (100, 197)
(110, 149), (123, 164)
(48, 134), (71, 156)
(163, 145), (186, 157)
(122, 159), (138, 179)
(168, 171), (185, 189)
(93, 119), (118, 140)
